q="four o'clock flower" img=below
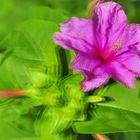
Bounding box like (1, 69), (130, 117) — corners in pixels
(53, 2), (140, 92)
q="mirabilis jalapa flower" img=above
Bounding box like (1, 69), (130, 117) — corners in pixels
(53, 1), (140, 92)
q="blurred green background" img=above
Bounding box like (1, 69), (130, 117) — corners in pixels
(0, 0), (140, 140)
(0, 0), (140, 41)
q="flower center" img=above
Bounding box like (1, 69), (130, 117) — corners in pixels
(95, 39), (124, 63)
(96, 47), (114, 63)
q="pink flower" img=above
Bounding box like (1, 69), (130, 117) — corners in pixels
(53, 2), (140, 92)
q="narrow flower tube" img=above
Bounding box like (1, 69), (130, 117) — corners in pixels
(0, 90), (24, 98)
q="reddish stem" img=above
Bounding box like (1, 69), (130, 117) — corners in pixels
(0, 90), (24, 98)
(92, 134), (110, 140)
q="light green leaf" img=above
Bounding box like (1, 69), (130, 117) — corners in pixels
(73, 81), (140, 134)
(36, 74), (85, 140)
(0, 19), (61, 90)
(0, 0), (13, 18)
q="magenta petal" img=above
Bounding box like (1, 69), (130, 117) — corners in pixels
(71, 53), (100, 72)
(125, 24), (140, 48)
(53, 1), (140, 92)
(105, 62), (135, 88)
(116, 24), (140, 56)
(93, 2), (127, 47)
(60, 17), (95, 45)
(81, 69), (110, 92)
(53, 32), (93, 54)
(118, 55), (140, 76)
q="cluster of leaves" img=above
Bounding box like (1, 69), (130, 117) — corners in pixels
(0, 0), (140, 140)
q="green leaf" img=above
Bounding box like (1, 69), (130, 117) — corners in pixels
(27, 6), (69, 23)
(73, 81), (140, 134)
(0, 19), (61, 90)
(0, 97), (37, 139)
(0, 0), (69, 40)
(5, 138), (40, 140)
(44, 0), (88, 16)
